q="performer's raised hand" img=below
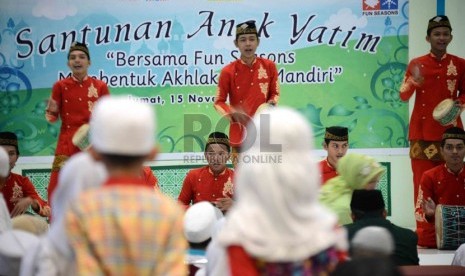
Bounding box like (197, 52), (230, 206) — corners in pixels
(421, 197), (436, 218)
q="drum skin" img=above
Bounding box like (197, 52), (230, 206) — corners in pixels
(72, 124), (90, 151)
(433, 99), (462, 126)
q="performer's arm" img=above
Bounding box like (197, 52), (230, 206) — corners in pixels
(267, 62), (280, 105)
(455, 57), (465, 105)
(177, 170), (194, 208)
(415, 173), (435, 223)
(45, 82), (61, 123)
(399, 60), (423, 101)
(99, 82), (111, 97)
(214, 68), (234, 119)
(21, 177), (51, 217)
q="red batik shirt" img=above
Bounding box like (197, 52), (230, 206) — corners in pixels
(1, 172), (50, 217)
(178, 166), (234, 207)
(214, 58), (280, 147)
(415, 164), (465, 247)
(400, 53), (465, 142)
(46, 75), (110, 157)
(319, 159), (338, 185)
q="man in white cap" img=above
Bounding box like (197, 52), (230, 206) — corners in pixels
(183, 201), (223, 276)
(65, 95), (187, 275)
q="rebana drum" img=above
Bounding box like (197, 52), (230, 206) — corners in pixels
(256, 102), (275, 114)
(72, 124), (90, 151)
(433, 98), (462, 126)
(435, 204), (465, 250)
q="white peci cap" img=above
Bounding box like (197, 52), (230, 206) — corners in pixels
(183, 201), (223, 243)
(90, 95), (156, 156)
(351, 226), (394, 256)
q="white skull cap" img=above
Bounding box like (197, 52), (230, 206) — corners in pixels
(90, 95), (156, 155)
(183, 201), (223, 243)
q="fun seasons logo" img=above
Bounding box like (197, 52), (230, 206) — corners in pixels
(362, 0), (399, 16)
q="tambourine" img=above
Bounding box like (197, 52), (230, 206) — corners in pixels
(72, 124), (90, 151)
(256, 102), (275, 114)
(433, 99), (462, 126)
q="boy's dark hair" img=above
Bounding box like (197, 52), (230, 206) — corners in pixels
(99, 153), (146, 168)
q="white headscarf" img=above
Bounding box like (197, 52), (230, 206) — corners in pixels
(0, 148), (12, 233)
(48, 151), (107, 255)
(0, 194), (11, 233)
(218, 107), (343, 262)
(205, 217), (228, 276)
(0, 147), (9, 177)
(452, 243), (465, 266)
(20, 152), (107, 276)
(0, 230), (40, 276)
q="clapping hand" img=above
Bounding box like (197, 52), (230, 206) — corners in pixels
(410, 64), (424, 86)
(231, 110), (250, 125)
(421, 197), (436, 218)
(214, 197), (233, 212)
(10, 197), (33, 217)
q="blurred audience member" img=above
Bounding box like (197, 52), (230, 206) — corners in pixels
(452, 243), (465, 266)
(20, 151), (107, 276)
(331, 257), (403, 276)
(320, 153), (385, 225)
(65, 96), (187, 275)
(217, 107), (347, 275)
(351, 226), (394, 259)
(183, 201), (223, 276)
(0, 230), (40, 276)
(205, 217), (227, 276)
(71, 123), (158, 190)
(346, 189), (419, 265)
